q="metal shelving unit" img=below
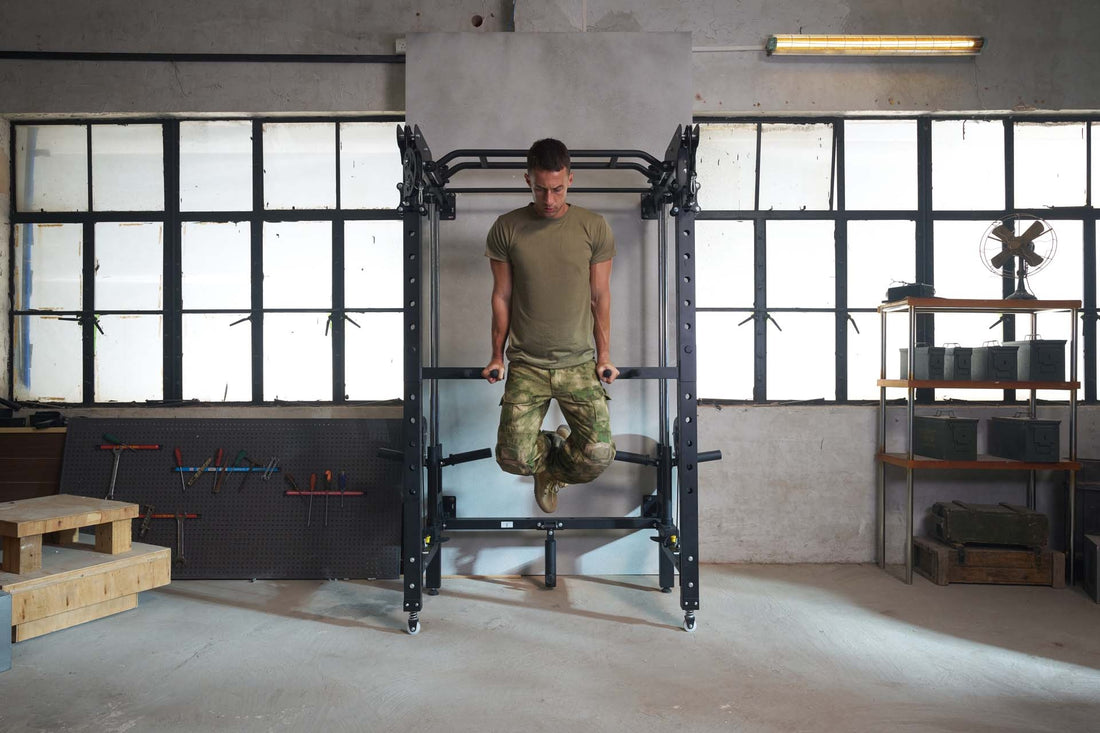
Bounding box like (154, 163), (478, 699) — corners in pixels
(876, 297), (1081, 584)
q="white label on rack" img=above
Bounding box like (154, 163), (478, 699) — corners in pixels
(500, 521), (513, 528)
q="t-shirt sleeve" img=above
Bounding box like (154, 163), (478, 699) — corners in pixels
(590, 215), (615, 263)
(485, 216), (510, 262)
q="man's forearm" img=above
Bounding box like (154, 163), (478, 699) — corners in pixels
(490, 296), (510, 361)
(592, 293), (611, 363)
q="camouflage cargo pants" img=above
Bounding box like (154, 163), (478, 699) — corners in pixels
(495, 361), (616, 485)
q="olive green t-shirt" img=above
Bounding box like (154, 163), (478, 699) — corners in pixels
(486, 203), (615, 368)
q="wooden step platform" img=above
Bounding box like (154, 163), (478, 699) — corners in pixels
(913, 535), (1065, 587)
(0, 495), (170, 641)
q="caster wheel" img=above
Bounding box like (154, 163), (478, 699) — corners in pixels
(407, 618), (421, 635)
(683, 614), (697, 633)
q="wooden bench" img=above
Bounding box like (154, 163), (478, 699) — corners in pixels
(0, 494), (170, 641)
(0, 494), (138, 574)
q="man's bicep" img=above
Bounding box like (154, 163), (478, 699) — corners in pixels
(491, 259), (513, 297)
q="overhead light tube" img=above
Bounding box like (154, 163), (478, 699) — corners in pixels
(765, 34), (985, 56)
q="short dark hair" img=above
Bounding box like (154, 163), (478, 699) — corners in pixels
(527, 138), (571, 173)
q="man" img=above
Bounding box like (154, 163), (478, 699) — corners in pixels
(482, 138), (619, 513)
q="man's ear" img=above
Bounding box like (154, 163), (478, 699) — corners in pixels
(524, 173), (531, 187)
(567, 172), (574, 185)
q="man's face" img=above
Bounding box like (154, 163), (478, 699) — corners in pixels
(525, 166), (573, 219)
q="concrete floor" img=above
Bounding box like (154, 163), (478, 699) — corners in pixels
(2, 565), (1099, 732)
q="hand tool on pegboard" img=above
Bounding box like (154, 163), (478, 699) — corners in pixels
(186, 455), (213, 488)
(308, 473), (317, 527)
(211, 448), (225, 493)
(136, 509), (201, 545)
(324, 470), (333, 526)
(173, 448), (187, 493)
(339, 470), (347, 508)
(239, 454), (263, 492)
(99, 434), (161, 500)
(262, 457), (278, 480)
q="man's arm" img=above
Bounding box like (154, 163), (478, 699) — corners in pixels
(483, 258), (512, 383)
(590, 258), (618, 384)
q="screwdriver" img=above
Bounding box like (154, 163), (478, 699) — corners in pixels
(174, 448), (187, 493)
(308, 473), (317, 527)
(324, 470), (333, 526)
(211, 448), (224, 493)
(338, 470), (347, 508)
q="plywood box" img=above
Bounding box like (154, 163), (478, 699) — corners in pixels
(914, 535), (1065, 587)
(0, 542), (170, 641)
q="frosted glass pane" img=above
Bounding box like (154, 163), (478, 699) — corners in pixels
(91, 125), (164, 211)
(844, 120), (917, 210)
(263, 222), (332, 308)
(344, 314), (402, 400)
(1013, 122), (1087, 208)
(696, 312), (753, 400)
(95, 315), (162, 402)
(847, 220), (915, 307)
(15, 125), (88, 212)
(182, 314), (252, 401)
(340, 123), (402, 209)
(759, 124), (833, 211)
(263, 123), (336, 210)
(1028, 220), (1081, 302)
(95, 223), (163, 310)
(182, 222), (251, 309)
(13, 316), (83, 403)
(1094, 125), (1100, 206)
(932, 120), (1004, 210)
(696, 124), (757, 211)
(933, 221), (1003, 300)
(180, 121), (253, 211)
(767, 313), (834, 400)
(13, 224), (83, 311)
(345, 221), (402, 307)
(766, 220), (835, 307)
(847, 312), (883, 400)
(696, 221), (753, 308)
(263, 314), (332, 401)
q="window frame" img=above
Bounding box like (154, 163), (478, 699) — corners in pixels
(8, 115), (404, 406)
(694, 114), (1098, 405)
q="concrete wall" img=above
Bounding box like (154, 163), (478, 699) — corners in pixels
(0, 1), (1098, 570)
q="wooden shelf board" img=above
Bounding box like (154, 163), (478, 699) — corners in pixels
(877, 452), (1081, 471)
(879, 297), (1081, 313)
(878, 379), (1079, 390)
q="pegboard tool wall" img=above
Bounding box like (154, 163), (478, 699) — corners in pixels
(58, 418), (402, 579)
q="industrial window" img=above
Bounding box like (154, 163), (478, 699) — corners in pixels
(695, 117), (1098, 404)
(9, 118), (403, 405)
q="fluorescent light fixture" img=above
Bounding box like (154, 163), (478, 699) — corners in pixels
(765, 34), (985, 56)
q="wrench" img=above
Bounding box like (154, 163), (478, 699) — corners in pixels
(104, 446), (123, 500)
(174, 512), (187, 566)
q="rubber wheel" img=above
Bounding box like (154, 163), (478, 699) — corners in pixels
(683, 615), (697, 633)
(407, 619), (421, 635)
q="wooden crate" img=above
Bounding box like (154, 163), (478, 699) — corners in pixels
(913, 535), (1065, 587)
(0, 494), (170, 641)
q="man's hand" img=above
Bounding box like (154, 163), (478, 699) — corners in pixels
(597, 362), (619, 384)
(483, 361), (505, 383)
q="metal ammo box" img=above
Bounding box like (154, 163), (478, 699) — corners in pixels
(931, 501), (1049, 547)
(913, 415), (978, 460)
(943, 346), (973, 380)
(987, 416), (1061, 462)
(1004, 339), (1066, 382)
(972, 344), (1018, 381)
(899, 346), (945, 380)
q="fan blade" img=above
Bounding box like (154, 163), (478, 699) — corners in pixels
(990, 247), (1013, 269)
(1021, 243), (1044, 267)
(1017, 219), (1045, 245)
(990, 224), (1015, 243)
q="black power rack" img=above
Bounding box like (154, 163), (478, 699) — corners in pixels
(386, 124), (721, 634)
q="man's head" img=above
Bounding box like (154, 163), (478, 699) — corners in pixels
(525, 138), (573, 219)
